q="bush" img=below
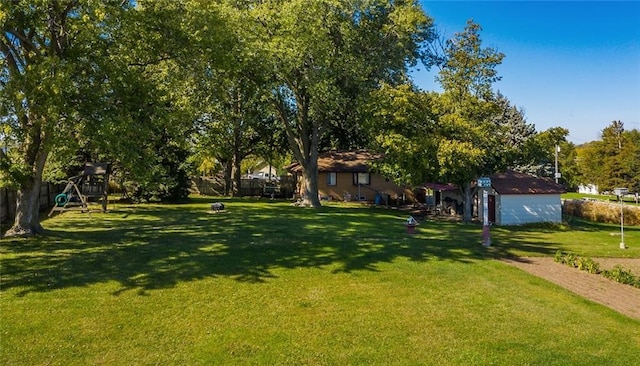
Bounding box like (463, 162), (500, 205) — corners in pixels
(576, 256), (600, 274)
(602, 265), (640, 287)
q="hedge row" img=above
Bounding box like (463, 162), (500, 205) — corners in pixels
(563, 199), (640, 226)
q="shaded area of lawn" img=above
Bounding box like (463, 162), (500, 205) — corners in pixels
(1, 198), (477, 295)
(3, 198), (640, 365)
(2, 197), (637, 296)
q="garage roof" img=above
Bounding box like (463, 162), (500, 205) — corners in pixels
(490, 170), (566, 195)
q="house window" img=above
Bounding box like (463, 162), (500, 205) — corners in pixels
(327, 172), (337, 186)
(353, 172), (370, 185)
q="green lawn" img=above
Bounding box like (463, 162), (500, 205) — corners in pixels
(1, 198), (639, 365)
(563, 192), (640, 206)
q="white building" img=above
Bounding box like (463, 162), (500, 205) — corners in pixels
(479, 170), (566, 226)
(577, 184), (599, 195)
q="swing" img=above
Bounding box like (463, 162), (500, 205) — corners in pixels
(48, 163), (110, 217)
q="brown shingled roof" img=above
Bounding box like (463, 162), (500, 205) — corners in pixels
(489, 170), (566, 195)
(423, 182), (458, 191)
(286, 150), (382, 173)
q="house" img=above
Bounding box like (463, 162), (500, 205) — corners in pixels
(421, 182), (464, 214)
(286, 150), (414, 203)
(578, 183), (599, 195)
(479, 170), (566, 225)
(243, 163), (281, 180)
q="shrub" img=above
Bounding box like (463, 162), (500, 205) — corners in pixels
(555, 251), (640, 289)
(577, 257), (600, 274)
(554, 250), (563, 263)
(602, 265), (640, 288)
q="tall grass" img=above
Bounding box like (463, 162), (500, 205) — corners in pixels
(563, 199), (640, 226)
(1, 198), (639, 365)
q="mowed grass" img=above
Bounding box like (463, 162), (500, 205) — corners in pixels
(563, 192), (640, 206)
(1, 197), (639, 365)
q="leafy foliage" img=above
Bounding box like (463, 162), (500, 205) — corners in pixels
(555, 250), (640, 288)
(0, 1), (216, 234)
(370, 20), (505, 222)
(249, 0), (435, 206)
(367, 84), (440, 186)
(437, 20), (504, 103)
(576, 121), (640, 193)
(490, 91), (537, 170)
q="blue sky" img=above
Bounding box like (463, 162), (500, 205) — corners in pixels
(413, 1), (640, 144)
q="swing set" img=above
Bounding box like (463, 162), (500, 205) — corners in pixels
(48, 163), (110, 217)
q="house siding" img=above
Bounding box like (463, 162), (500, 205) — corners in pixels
(497, 194), (562, 225)
(296, 172), (413, 202)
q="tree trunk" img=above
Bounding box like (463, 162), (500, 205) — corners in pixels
(232, 90), (243, 197)
(232, 150), (242, 197)
(5, 179), (45, 237)
(461, 182), (473, 223)
(273, 88), (322, 208)
(301, 157), (321, 207)
(5, 121), (50, 237)
(222, 158), (232, 196)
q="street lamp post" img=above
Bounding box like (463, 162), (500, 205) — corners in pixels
(614, 188), (628, 249)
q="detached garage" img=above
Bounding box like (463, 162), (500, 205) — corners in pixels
(484, 170), (566, 226)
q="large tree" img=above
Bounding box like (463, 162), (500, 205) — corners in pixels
(434, 20), (505, 222)
(249, 0), (434, 207)
(577, 121), (640, 193)
(189, 2), (276, 196)
(1, 1), (137, 236)
(0, 0), (203, 235)
(369, 20), (509, 222)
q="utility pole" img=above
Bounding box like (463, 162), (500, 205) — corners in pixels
(554, 145), (561, 183)
(478, 177), (491, 247)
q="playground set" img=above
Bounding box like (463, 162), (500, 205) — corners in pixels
(48, 162), (110, 216)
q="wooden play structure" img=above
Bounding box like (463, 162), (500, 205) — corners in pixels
(48, 162), (110, 216)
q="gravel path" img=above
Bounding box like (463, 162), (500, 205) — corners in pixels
(501, 257), (640, 319)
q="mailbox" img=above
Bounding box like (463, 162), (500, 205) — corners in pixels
(614, 188), (628, 196)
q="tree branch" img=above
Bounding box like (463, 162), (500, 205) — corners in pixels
(0, 37), (21, 74)
(6, 29), (36, 56)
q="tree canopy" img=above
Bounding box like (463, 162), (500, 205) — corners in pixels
(1, 0), (137, 235)
(370, 20), (505, 222)
(0, 0), (224, 235)
(576, 121), (640, 193)
(2, 2), (636, 237)
(248, 0), (435, 207)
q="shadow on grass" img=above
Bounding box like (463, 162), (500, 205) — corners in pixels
(0, 197), (596, 296)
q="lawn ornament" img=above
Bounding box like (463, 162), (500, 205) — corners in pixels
(211, 202), (225, 213)
(405, 216), (418, 234)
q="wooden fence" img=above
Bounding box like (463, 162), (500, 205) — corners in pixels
(2, 176), (297, 228)
(0, 182), (66, 224)
(191, 176), (296, 198)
